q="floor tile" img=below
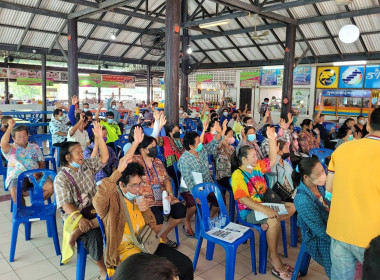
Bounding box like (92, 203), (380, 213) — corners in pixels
(176, 244), (196, 258)
(0, 238), (36, 258)
(0, 258), (13, 275)
(61, 258), (100, 280)
(0, 271), (20, 280)
(14, 259), (59, 280)
(220, 253), (255, 277)
(37, 242), (61, 259)
(199, 263), (244, 280)
(39, 272), (67, 280)
(49, 254), (78, 272)
(8, 248), (47, 270)
(193, 254), (219, 275)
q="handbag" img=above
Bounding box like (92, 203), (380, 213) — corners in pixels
(239, 168), (281, 203)
(62, 169), (97, 220)
(271, 165), (292, 201)
(117, 189), (160, 254)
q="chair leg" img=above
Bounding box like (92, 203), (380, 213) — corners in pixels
(76, 240), (87, 280)
(290, 214), (298, 248)
(300, 251), (311, 276)
(225, 246), (237, 280)
(281, 221), (288, 258)
(25, 221), (31, 241)
(205, 241), (215, 261)
(249, 236), (257, 275)
(10, 199), (13, 212)
(174, 225), (180, 246)
(193, 237), (203, 271)
(48, 216), (61, 256)
(9, 221), (21, 262)
(195, 214), (200, 240)
(258, 230), (268, 274)
(291, 243), (311, 280)
(228, 190), (235, 222)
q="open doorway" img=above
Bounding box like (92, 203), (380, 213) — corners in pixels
(239, 88), (253, 111)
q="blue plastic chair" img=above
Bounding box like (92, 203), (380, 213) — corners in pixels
(184, 119), (197, 133)
(29, 134), (57, 173)
(114, 138), (129, 158)
(308, 148), (333, 166)
(76, 239), (88, 280)
(9, 169), (60, 262)
(191, 183), (256, 280)
(291, 242), (312, 280)
(96, 215), (111, 280)
(323, 122), (336, 133)
(234, 200), (288, 274)
(294, 126), (302, 133)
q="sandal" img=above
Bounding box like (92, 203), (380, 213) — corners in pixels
(283, 263), (294, 273)
(183, 225), (195, 238)
(271, 267), (292, 280)
(165, 239), (178, 248)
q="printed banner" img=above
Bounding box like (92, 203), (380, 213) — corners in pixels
(293, 67), (311, 85)
(364, 65), (380, 89)
(260, 69), (278, 86)
(196, 74), (213, 83)
(338, 66), (365, 89)
(316, 67), (339, 88)
(16, 78), (54, 86)
(321, 89), (371, 98)
(240, 71), (260, 87)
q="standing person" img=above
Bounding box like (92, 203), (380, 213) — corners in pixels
(49, 109), (70, 146)
(326, 108), (380, 280)
(259, 98), (270, 119)
(106, 93), (121, 123)
(292, 157), (331, 278)
(54, 122), (109, 280)
(298, 119), (320, 154)
(139, 100), (147, 108)
(313, 104), (334, 148)
(354, 115), (368, 138)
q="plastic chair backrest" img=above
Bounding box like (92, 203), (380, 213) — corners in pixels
(96, 215), (107, 248)
(323, 122), (336, 132)
(156, 146), (166, 166)
(171, 178), (179, 198)
(294, 126), (302, 133)
(191, 183), (230, 232)
(256, 131), (265, 144)
(15, 169), (56, 211)
(29, 134), (51, 156)
(208, 154), (217, 182)
(173, 161), (180, 188)
(308, 148), (333, 164)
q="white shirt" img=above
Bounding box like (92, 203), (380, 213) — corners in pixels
(67, 127), (90, 150)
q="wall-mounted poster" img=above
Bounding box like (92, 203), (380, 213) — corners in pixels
(196, 74), (213, 83)
(321, 89), (371, 98)
(240, 71), (260, 88)
(316, 67), (339, 88)
(260, 69), (278, 86)
(277, 69), (284, 86)
(338, 66), (365, 89)
(293, 67), (311, 85)
(364, 65), (380, 89)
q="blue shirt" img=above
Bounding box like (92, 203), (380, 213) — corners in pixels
(106, 98), (121, 122)
(68, 105), (94, 140)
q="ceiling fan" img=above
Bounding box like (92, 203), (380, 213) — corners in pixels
(250, 14), (269, 40)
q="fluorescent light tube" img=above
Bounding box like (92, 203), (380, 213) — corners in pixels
(333, 61), (367, 66)
(199, 19), (230, 29)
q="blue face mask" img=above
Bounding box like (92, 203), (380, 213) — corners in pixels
(123, 191), (139, 201)
(264, 102), (268, 105)
(205, 111), (209, 115)
(70, 160), (81, 168)
(195, 143), (203, 152)
(247, 134), (256, 142)
(212, 131), (217, 135)
(325, 190), (332, 201)
(223, 112), (228, 117)
(107, 119), (113, 124)
(83, 108), (89, 112)
(348, 135), (354, 141)
(293, 116), (297, 124)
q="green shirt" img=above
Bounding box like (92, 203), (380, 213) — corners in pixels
(100, 120), (121, 143)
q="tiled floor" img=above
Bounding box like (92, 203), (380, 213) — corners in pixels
(0, 185), (329, 280)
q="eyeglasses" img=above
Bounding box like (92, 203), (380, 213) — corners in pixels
(127, 182), (143, 189)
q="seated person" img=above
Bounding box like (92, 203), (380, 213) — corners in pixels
(122, 110), (140, 128)
(49, 108), (69, 146)
(335, 126), (354, 149)
(215, 127), (235, 190)
(178, 120), (226, 237)
(231, 126), (296, 280)
(95, 102), (121, 147)
(1, 121), (54, 204)
(69, 95), (94, 141)
(298, 119), (320, 154)
(93, 153), (193, 279)
(133, 135), (186, 248)
(293, 157), (331, 278)
(0, 116), (13, 142)
(83, 126), (119, 183)
(67, 113), (90, 151)
(237, 126), (264, 159)
(179, 106), (188, 127)
(142, 112), (166, 137)
(313, 104), (333, 147)
(54, 122), (109, 280)
(363, 235), (380, 280)
(203, 119), (218, 144)
(355, 115), (368, 138)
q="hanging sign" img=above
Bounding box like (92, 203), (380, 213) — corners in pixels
(364, 65), (380, 89)
(260, 69), (278, 86)
(79, 75), (101, 87)
(316, 67), (339, 88)
(240, 70), (260, 88)
(152, 77), (161, 87)
(16, 78), (54, 86)
(321, 89), (371, 98)
(338, 66), (365, 89)
(293, 67), (312, 85)
(196, 74), (213, 83)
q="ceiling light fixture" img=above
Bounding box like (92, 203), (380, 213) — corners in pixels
(262, 65), (284, 70)
(186, 46), (193, 55)
(333, 60), (367, 66)
(199, 19), (230, 29)
(110, 32), (116, 40)
(339, 24), (360, 44)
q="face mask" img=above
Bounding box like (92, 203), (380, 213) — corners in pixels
(264, 102), (268, 105)
(70, 160), (81, 168)
(147, 147), (157, 158)
(228, 137), (235, 144)
(59, 116), (64, 121)
(247, 114), (252, 117)
(205, 111), (209, 115)
(195, 143), (203, 152)
(247, 164), (254, 169)
(348, 135), (354, 141)
(247, 134), (256, 142)
(123, 191), (139, 201)
(83, 108), (89, 112)
(179, 110), (183, 114)
(223, 112), (228, 117)
(211, 130), (217, 135)
(311, 172), (327, 186)
(306, 128), (311, 133)
(293, 117), (297, 123)
(325, 190), (332, 201)
(107, 119), (113, 124)
(133, 113), (136, 117)
(112, 105), (116, 109)
(359, 120), (365, 125)
(103, 137), (107, 142)
(281, 153), (290, 160)
(172, 132), (180, 139)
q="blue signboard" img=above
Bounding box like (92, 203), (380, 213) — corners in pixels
(293, 67), (311, 85)
(364, 65), (380, 89)
(338, 66), (365, 89)
(322, 89), (371, 98)
(260, 70), (278, 86)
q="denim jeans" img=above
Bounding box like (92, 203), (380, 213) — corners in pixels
(331, 238), (365, 280)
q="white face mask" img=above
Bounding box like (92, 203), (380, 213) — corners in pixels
(359, 120), (365, 125)
(247, 164), (254, 169)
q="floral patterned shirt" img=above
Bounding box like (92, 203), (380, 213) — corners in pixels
(298, 131), (319, 154)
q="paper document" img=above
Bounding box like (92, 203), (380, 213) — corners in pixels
(206, 222), (250, 243)
(254, 203), (288, 221)
(180, 172), (203, 190)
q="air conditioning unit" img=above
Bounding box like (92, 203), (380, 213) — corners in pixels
(334, 0), (353, 5)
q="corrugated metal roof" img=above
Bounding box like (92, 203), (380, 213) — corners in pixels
(309, 39), (338, 55)
(354, 14), (380, 33)
(206, 51), (228, 63)
(104, 44), (129, 57)
(334, 38), (364, 54)
(22, 30), (55, 48)
(239, 47), (266, 61)
(81, 39), (109, 54)
(194, 39), (216, 50)
(30, 14), (66, 32)
(77, 22), (96, 37)
(0, 27), (23, 45)
(116, 31), (140, 44)
(224, 49), (245, 61)
(40, 0), (74, 13)
(211, 37), (233, 48)
(287, 4), (318, 19)
(102, 11), (129, 25)
(260, 45), (284, 59)
(350, 0), (378, 10)
(124, 46), (146, 59)
(299, 23), (329, 39)
(315, 1), (344, 15)
(0, 8), (30, 27)
(325, 19), (350, 36)
(92, 26), (118, 40)
(362, 33), (380, 52)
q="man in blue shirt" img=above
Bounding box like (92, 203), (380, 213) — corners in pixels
(69, 95), (94, 141)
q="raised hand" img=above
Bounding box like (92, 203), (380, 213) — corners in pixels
(92, 121), (103, 139)
(279, 118), (289, 130)
(159, 115), (167, 127)
(153, 110), (160, 120)
(7, 118), (16, 129)
(222, 119), (228, 132)
(265, 109), (270, 118)
(79, 113), (85, 123)
(133, 126), (144, 144)
(55, 102), (63, 109)
(117, 151), (134, 173)
(356, 132), (362, 139)
(266, 126), (276, 140)
(203, 121), (209, 132)
(72, 95), (79, 105)
(98, 101), (104, 109)
(287, 112), (293, 124)
(215, 121), (222, 133)
(319, 103), (325, 111)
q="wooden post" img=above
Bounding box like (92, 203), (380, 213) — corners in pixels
(281, 23), (296, 120)
(181, 0), (189, 111)
(41, 54), (47, 132)
(147, 65), (151, 103)
(164, 0), (181, 125)
(97, 65), (101, 103)
(4, 57), (9, 104)
(68, 18), (79, 102)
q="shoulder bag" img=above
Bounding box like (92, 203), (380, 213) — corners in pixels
(271, 164), (292, 201)
(238, 168), (281, 203)
(117, 189), (160, 254)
